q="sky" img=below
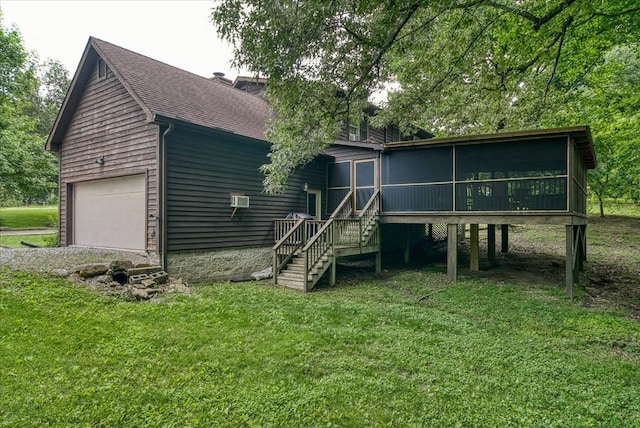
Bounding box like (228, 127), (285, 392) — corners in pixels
(0, 0), (246, 80)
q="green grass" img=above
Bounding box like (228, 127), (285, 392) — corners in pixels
(0, 205), (58, 229)
(1, 268), (639, 427)
(0, 234), (57, 248)
(587, 200), (640, 217)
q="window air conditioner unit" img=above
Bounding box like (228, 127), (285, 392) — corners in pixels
(230, 195), (250, 208)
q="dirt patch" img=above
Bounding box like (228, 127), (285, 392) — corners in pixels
(326, 217), (640, 318)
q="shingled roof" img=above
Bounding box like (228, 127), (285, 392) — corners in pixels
(47, 37), (270, 151)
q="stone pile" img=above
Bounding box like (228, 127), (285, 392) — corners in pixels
(55, 260), (189, 300)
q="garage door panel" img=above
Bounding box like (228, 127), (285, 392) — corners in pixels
(73, 175), (146, 251)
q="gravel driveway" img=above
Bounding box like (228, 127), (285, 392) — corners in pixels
(0, 247), (158, 273)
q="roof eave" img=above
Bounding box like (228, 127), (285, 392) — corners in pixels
(382, 126), (597, 169)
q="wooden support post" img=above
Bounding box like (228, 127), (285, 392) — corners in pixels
(566, 225), (574, 299)
(329, 257), (336, 286)
(375, 251), (381, 274)
(447, 224), (458, 281)
(584, 225), (588, 264)
(487, 224), (496, 264)
(501, 224), (509, 253)
(573, 226), (580, 285)
(470, 224), (479, 271)
(404, 224), (410, 264)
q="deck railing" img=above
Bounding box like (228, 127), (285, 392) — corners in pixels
(272, 219), (305, 284)
(331, 190), (354, 219)
(358, 190), (380, 244)
(301, 219), (334, 291)
(274, 190), (380, 291)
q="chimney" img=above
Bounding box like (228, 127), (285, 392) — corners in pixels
(210, 72), (232, 85)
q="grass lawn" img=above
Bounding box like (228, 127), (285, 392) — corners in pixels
(1, 265), (639, 426)
(1, 206), (639, 426)
(0, 205), (58, 229)
(0, 234), (57, 248)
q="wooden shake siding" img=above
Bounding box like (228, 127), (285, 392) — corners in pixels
(166, 127), (327, 251)
(58, 65), (158, 250)
(337, 124), (391, 143)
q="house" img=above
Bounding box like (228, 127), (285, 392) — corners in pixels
(45, 37), (414, 283)
(47, 38), (597, 296)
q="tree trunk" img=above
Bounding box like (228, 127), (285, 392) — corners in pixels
(598, 196), (605, 218)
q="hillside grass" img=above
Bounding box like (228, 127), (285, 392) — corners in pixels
(0, 205), (58, 229)
(2, 264), (639, 426)
(0, 234), (57, 248)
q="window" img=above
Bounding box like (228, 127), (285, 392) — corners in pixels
(348, 122), (360, 141)
(360, 120), (368, 141)
(348, 120), (369, 141)
(97, 59), (107, 79)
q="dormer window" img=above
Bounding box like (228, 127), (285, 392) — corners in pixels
(348, 120), (369, 141)
(97, 59), (107, 79)
(348, 122), (360, 141)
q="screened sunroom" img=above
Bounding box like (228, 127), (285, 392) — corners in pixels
(378, 126), (596, 296)
(380, 126), (594, 219)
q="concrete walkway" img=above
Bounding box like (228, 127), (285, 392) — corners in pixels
(0, 228), (57, 236)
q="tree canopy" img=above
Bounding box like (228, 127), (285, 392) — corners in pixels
(0, 14), (69, 206)
(212, 0), (640, 195)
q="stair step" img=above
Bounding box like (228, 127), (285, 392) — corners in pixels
(276, 278), (305, 290)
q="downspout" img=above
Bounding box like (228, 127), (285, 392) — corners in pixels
(158, 122), (174, 271)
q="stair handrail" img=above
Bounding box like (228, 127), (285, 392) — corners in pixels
(358, 190), (380, 246)
(358, 189), (380, 219)
(272, 218), (306, 284)
(301, 218), (334, 290)
(330, 190), (354, 219)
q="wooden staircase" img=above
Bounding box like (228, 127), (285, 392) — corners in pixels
(273, 190), (381, 292)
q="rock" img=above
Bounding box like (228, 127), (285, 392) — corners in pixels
(141, 278), (156, 288)
(74, 263), (109, 278)
(121, 285), (150, 301)
(107, 281), (121, 288)
(110, 260), (133, 272)
(96, 274), (111, 284)
(134, 262), (153, 268)
(51, 268), (69, 277)
(166, 278), (190, 294)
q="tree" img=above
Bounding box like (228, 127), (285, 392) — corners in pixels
(547, 44), (640, 216)
(212, 0), (640, 193)
(27, 59), (71, 137)
(0, 14), (65, 206)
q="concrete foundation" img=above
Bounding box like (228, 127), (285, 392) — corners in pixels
(166, 246), (273, 284)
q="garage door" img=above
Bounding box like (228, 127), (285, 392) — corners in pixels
(73, 174), (146, 250)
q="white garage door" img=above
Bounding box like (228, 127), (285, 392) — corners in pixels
(73, 174), (146, 251)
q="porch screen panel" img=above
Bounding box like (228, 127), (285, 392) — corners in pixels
(455, 138), (567, 180)
(382, 146), (453, 184)
(327, 162), (351, 214)
(455, 138), (568, 211)
(355, 160), (375, 210)
(381, 146), (453, 212)
(383, 184), (453, 212)
(456, 178), (567, 211)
